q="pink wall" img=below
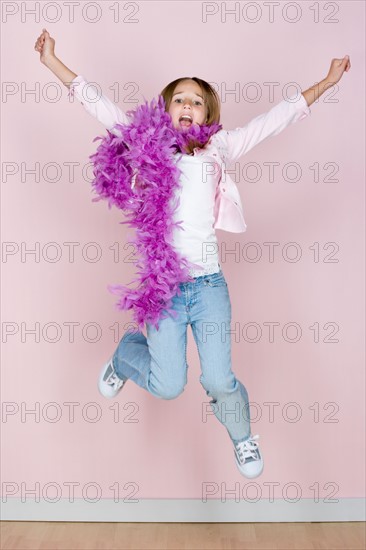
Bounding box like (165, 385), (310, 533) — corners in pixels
(2, 1), (364, 503)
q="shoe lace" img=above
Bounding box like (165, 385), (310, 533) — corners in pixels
(235, 434), (260, 463)
(106, 370), (124, 390)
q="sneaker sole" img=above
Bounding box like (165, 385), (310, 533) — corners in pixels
(235, 455), (264, 479)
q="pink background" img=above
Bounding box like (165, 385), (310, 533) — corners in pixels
(1, 1), (365, 501)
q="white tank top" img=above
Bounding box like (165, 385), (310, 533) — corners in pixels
(169, 151), (222, 278)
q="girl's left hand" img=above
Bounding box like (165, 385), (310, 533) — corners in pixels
(326, 55), (351, 85)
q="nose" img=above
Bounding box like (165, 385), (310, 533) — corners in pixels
(183, 99), (193, 108)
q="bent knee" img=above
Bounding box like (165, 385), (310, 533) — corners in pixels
(149, 358), (187, 399)
(156, 385), (185, 400)
(200, 374), (237, 396)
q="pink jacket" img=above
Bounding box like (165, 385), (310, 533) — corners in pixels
(68, 76), (311, 233)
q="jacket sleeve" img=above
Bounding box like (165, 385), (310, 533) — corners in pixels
(225, 92), (311, 163)
(68, 75), (131, 136)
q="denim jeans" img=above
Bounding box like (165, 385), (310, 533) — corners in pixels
(112, 269), (251, 444)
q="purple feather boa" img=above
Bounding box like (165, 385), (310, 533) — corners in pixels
(89, 95), (222, 331)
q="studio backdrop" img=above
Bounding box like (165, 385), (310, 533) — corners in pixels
(1, 0), (365, 522)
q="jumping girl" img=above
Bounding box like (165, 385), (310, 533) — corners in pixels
(34, 28), (351, 479)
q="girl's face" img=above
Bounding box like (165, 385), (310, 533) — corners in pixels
(168, 79), (208, 130)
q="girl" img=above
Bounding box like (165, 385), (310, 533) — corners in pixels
(34, 28), (351, 480)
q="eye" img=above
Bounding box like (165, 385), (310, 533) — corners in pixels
(173, 98), (203, 106)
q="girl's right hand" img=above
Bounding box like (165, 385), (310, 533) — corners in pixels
(34, 28), (55, 63)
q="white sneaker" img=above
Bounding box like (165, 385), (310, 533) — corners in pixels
(234, 434), (264, 479)
(98, 357), (127, 398)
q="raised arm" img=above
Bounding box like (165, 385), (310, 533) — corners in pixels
(301, 55), (351, 107)
(216, 55), (351, 164)
(34, 28), (130, 135)
(218, 92), (311, 164)
(66, 75), (130, 133)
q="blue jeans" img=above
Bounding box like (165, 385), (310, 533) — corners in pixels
(112, 269), (251, 444)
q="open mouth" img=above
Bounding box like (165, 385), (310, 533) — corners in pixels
(179, 114), (193, 128)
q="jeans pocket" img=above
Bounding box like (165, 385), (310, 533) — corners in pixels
(204, 271), (228, 288)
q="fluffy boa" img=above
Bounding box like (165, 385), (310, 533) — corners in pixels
(89, 95), (222, 331)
